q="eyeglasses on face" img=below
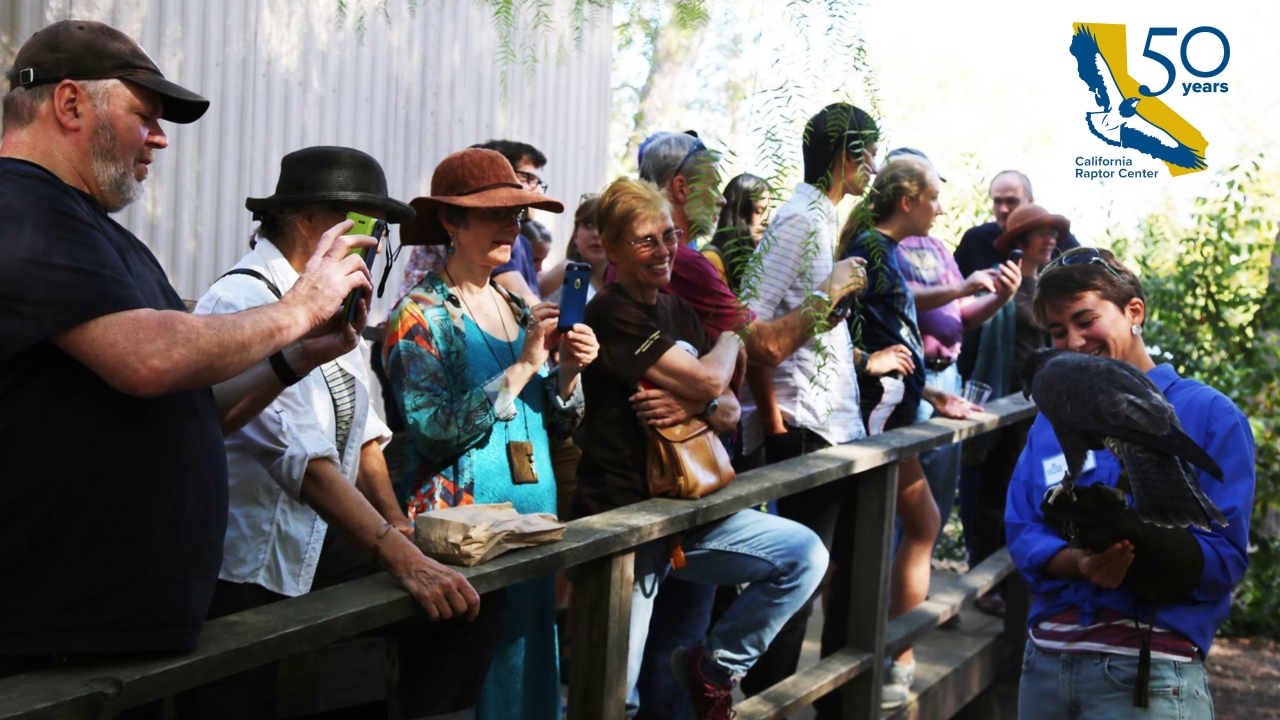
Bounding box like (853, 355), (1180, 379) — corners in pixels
(477, 206), (528, 223)
(1042, 247), (1125, 281)
(992, 197), (1023, 207)
(625, 227), (683, 252)
(515, 170), (548, 193)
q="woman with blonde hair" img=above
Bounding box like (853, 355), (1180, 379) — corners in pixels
(839, 153), (980, 709)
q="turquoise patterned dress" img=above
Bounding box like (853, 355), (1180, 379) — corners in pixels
(383, 273), (581, 720)
(462, 317), (560, 720)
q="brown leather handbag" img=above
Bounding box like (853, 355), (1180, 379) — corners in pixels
(644, 417), (736, 500)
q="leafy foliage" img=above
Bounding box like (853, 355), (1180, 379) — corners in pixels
(1109, 155), (1280, 639)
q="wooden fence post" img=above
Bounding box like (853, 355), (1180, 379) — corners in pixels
(840, 463), (898, 720)
(567, 550), (636, 720)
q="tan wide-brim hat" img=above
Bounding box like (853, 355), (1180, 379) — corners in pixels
(401, 148), (564, 246)
(993, 203), (1070, 255)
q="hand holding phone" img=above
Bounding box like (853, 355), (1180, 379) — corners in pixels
(341, 212), (388, 324)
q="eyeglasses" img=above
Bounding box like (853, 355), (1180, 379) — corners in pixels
(478, 207), (528, 223)
(515, 170), (548, 193)
(1042, 247), (1126, 281)
(626, 228), (683, 252)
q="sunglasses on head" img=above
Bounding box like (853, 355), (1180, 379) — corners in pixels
(1042, 247), (1125, 281)
(672, 138), (709, 179)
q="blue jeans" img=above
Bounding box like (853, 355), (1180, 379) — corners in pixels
(625, 510), (828, 717)
(1018, 641), (1215, 720)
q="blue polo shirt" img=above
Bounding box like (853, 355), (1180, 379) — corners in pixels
(1006, 363), (1255, 657)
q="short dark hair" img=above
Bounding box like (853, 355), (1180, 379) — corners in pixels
(472, 139), (547, 169)
(803, 102), (879, 189)
(1032, 248), (1146, 327)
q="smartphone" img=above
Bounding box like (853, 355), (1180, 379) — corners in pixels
(992, 248), (1022, 275)
(557, 261), (592, 332)
(342, 212), (388, 324)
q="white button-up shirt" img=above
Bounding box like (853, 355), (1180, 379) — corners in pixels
(744, 183), (866, 450)
(195, 240), (392, 597)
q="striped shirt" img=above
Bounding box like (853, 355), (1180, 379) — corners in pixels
(1030, 608), (1198, 662)
(743, 183), (865, 450)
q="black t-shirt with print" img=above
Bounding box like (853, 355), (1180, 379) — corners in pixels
(572, 283), (710, 518)
(0, 158), (227, 655)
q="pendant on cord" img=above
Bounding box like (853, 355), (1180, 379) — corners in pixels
(508, 440), (538, 484)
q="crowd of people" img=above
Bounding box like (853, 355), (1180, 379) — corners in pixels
(0, 19), (1255, 720)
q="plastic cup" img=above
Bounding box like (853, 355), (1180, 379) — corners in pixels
(963, 380), (993, 406)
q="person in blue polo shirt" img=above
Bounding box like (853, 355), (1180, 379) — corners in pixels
(1006, 247), (1254, 719)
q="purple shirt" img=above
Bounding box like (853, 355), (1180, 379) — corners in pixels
(896, 235), (964, 361)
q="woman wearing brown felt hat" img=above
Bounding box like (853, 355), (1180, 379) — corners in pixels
(385, 148), (597, 720)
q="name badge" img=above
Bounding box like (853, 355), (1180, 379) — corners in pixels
(1043, 451), (1097, 487)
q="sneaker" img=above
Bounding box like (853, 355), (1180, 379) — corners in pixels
(881, 659), (916, 710)
(671, 645), (736, 720)
(881, 680), (911, 710)
(975, 590), (1006, 617)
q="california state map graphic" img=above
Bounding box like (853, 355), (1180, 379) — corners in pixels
(1070, 23), (1209, 176)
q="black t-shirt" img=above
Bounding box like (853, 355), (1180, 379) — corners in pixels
(572, 284), (710, 518)
(0, 158), (227, 655)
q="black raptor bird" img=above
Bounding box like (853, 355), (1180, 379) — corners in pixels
(1022, 348), (1228, 530)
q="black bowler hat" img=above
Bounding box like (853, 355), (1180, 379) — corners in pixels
(11, 20), (209, 124)
(245, 146), (416, 224)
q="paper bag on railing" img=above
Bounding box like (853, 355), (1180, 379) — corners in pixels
(413, 502), (566, 567)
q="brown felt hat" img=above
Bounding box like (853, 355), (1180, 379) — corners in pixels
(993, 203), (1070, 254)
(400, 148), (564, 246)
(10, 20), (208, 124)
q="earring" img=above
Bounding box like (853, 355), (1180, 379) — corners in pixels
(447, 233), (456, 255)
(1131, 325), (1142, 336)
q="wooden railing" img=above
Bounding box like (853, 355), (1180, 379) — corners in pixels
(0, 396), (1038, 720)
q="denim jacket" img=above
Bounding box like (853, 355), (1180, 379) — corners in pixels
(382, 271), (583, 516)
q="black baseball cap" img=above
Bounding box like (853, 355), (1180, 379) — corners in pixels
(10, 20), (209, 124)
(886, 147), (946, 182)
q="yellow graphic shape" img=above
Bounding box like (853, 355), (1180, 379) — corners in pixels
(1073, 22), (1209, 177)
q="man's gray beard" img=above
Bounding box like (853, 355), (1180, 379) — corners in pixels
(90, 118), (143, 213)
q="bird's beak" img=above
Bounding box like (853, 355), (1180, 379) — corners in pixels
(1022, 387), (1033, 400)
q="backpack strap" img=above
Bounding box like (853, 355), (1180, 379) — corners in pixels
(219, 268), (282, 299)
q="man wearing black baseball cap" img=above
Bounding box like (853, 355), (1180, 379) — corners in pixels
(0, 20), (388, 687)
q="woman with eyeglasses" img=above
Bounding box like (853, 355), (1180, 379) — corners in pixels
(1006, 248), (1253, 719)
(385, 148), (599, 720)
(962, 202), (1074, 618)
(572, 177), (827, 719)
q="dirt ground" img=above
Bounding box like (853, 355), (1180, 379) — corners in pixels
(1207, 636), (1280, 719)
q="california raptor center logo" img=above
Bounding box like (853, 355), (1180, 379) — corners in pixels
(1070, 23), (1209, 176)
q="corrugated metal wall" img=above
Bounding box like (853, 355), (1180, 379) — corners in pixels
(1, 0), (612, 319)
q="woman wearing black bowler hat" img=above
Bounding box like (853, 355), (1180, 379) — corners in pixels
(180, 146), (499, 720)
